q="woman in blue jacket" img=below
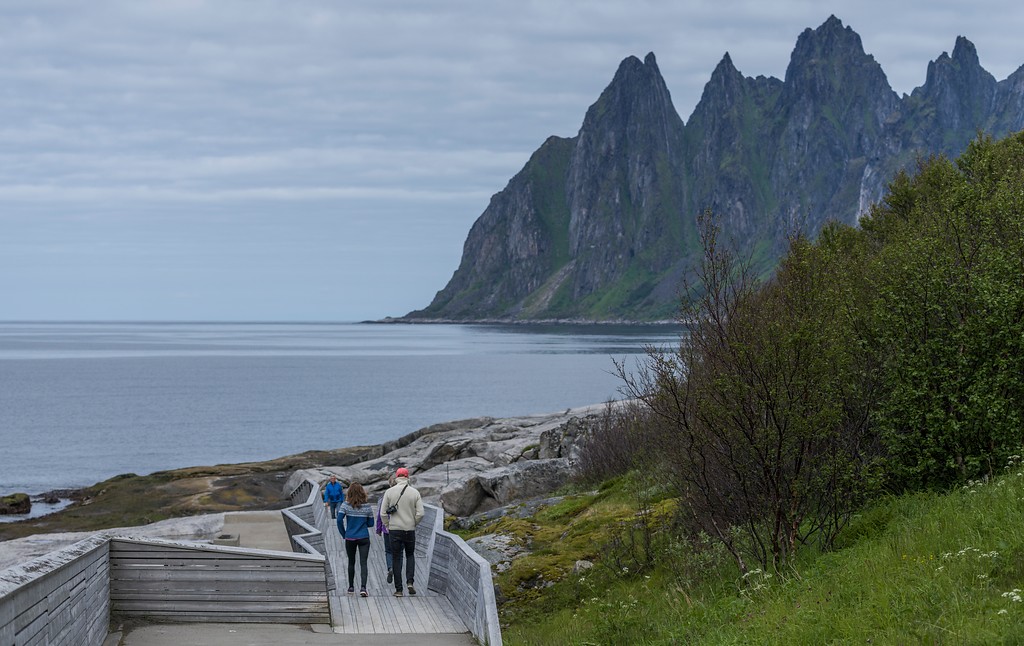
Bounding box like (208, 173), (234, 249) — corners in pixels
(337, 482), (374, 596)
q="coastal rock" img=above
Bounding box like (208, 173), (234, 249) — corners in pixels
(574, 560), (594, 574)
(289, 402), (615, 518)
(0, 493), (30, 515)
(449, 495), (569, 530)
(440, 459), (572, 517)
(538, 415), (591, 461)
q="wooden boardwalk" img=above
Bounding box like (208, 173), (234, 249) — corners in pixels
(322, 516), (467, 635)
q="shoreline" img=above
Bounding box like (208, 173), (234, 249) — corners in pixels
(0, 402), (610, 540)
(0, 401), (612, 569)
(370, 316), (682, 325)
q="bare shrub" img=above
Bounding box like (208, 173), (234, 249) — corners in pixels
(619, 212), (879, 572)
(575, 400), (654, 485)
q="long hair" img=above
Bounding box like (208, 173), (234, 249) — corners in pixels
(347, 482), (367, 507)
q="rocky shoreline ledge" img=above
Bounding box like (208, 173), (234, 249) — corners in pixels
(0, 402), (611, 570)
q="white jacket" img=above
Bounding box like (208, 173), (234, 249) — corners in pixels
(381, 477), (424, 531)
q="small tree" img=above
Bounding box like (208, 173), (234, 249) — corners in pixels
(620, 212), (879, 571)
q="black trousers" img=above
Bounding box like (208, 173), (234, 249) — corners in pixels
(345, 538), (370, 588)
(389, 529), (416, 590)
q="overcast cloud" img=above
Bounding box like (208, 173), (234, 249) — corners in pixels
(2, 0), (1022, 321)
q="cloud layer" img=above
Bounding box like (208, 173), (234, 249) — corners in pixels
(2, 0), (1022, 319)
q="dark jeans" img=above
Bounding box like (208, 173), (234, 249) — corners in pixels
(390, 529), (416, 590)
(382, 532), (393, 571)
(345, 538), (370, 589)
(327, 501), (340, 519)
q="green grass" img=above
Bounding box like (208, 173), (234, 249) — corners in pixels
(494, 462), (1024, 644)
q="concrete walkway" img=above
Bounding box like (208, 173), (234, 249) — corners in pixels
(113, 622), (479, 645)
(222, 510), (293, 551)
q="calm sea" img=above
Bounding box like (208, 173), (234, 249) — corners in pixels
(0, 322), (680, 496)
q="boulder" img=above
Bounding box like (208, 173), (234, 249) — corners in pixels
(441, 459), (572, 517)
(538, 415), (591, 461)
(0, 493), (31, 515)
(405, 457), (492, 501)
(482, 459), (572, 505)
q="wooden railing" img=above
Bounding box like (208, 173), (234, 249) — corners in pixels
(1, 478), (501, 645)
(0, 533), (330, 645)
(283, 478), (335, 590)
(108, 538), (329, 623)
(0, 534), (109, 646)
(293, 476), (502, 645)
(428, 528), (503, 646)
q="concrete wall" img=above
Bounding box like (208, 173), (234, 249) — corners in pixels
(0, 535), (110, 646)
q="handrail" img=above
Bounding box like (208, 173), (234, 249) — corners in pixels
(281, 477), (335, 590)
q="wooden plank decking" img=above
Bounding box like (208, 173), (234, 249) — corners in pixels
(322, 516), (467, 634)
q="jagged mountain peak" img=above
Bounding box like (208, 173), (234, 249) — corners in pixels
(688, 51), (750, 118)
(952, 36), (979, 65)
(712, 52), (739, 77)
(783, 15), (894, 106)
(611, 51), (661, 81)
(916, 35), (995, 102)
(788, 15), (866, 73)
(928, 36), (984, 75)
(581, 50), (677, 134)
(403, 19), (1024, 322)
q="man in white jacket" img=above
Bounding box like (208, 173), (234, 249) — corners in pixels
(381, 467), (424, 596)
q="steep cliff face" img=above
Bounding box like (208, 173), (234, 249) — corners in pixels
(683, 53), (783, 261)
(412, 135), (574, 319)
(769, 16), (900, 234)
(557, 53), (689, 318)
(405, 16), (1024, 322)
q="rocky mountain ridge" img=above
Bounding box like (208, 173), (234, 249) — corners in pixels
(403, 16), (1024, 322)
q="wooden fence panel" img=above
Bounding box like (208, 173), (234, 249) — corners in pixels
(0, 535), (109, 646)
(108, 538), (329, 624)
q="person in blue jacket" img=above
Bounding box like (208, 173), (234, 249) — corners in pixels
(322, 474), (344, 519)
(337, 482), (374, 596)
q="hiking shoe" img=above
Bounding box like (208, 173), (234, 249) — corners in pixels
(346, 587), (354, 594)
(393, 590), (403, 597)
(407, 585), (416, 596)
(360, 588), (368, 598)
(386, 568), (393, 583)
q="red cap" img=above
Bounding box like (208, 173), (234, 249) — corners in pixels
(396, 467), (409, 478)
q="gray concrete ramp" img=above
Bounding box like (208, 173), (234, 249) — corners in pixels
(116, 622), (479, 645)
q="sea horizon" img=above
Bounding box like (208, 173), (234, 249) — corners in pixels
(0, 321), (682, 496)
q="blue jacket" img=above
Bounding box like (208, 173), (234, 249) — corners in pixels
(322, 481), (345, 504)
(337, 502), (375, 540)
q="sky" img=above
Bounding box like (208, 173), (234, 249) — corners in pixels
(2, 1), (1022, 322)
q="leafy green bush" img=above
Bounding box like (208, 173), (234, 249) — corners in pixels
(862, 133), (1024, 491)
